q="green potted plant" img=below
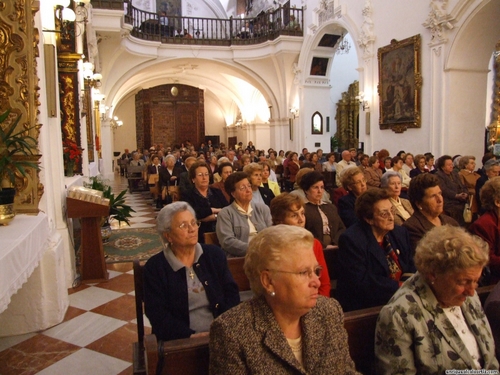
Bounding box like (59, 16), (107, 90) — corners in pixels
(84, 176), (135, 241)
(0, 109), (39, 224)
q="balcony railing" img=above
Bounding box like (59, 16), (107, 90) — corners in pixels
(92, 0), (303, 46)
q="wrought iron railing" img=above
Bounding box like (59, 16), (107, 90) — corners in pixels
(91, 0), (303, 45)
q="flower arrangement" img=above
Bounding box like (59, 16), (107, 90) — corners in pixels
(63, 139), (83, 164)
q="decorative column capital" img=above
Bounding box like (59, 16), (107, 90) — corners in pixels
(422, 0), (454, 46)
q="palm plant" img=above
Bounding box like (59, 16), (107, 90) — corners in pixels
(85, 176), (135, 226)
(0, 109), (39, 190)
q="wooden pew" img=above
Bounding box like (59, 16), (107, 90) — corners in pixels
(227, 257), (250, 292)
(144, 285), (496, 375)
(323, 245), (339, 298)
(145, 305), (382, 375)
(344, 305), (381, 375)
(145, 334), (209, 375)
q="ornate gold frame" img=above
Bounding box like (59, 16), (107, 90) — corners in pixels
(0, 0), (43, 213)
(377, 34), (422, 133)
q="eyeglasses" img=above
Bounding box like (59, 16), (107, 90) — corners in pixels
(176, 220), (201, 231)
(238, 184), (253, 192)
(375, 207), (397, 219)
(267, 266), (322, 279)
(197, 172), (210, 177)
(350, 178), (367, 186)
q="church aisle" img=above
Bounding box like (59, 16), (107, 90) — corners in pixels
(0, 175), (157, 375)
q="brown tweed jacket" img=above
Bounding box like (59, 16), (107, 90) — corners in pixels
(209, 296), (360, 375)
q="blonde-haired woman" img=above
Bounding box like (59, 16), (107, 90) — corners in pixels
(209, 225), (359, 374)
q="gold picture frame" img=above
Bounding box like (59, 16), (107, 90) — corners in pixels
(377, 34), (422, 133)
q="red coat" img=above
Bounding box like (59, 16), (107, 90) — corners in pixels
(469, 210), (500, 281)
(313, 238), (331, 297)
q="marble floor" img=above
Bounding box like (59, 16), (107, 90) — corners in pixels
(0, 175), (157, 375)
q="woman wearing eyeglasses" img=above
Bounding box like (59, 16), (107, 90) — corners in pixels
(209, 225), (359, 374)
(338, 167), (368, 228)
(143, 202), (240, 342)
(183, 161), (228, 243)
(337, 189), (415, 312)
(216, 172), (273, 257)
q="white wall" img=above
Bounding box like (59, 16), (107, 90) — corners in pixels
(113, 95), (137, 154)
(328, 33), (359, 137)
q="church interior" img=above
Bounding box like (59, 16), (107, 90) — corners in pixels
(0, 0), (499, 373)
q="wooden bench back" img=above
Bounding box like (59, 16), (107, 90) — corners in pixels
(146, 305), (381, 375)
(145, 281), (496, 375)
(344, 305), (381, 374)
(203, 232), (220, 246)
(227, 257), (250, 292)
(133, 260), (146, 374)
(323, 246), (339, 298)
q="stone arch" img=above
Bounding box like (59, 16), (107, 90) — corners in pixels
(443, 0), (500, 157)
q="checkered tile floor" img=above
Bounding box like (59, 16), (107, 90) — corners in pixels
(0, 175), (157, 375)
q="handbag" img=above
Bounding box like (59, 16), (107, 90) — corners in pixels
(148, 174), (159, 185)
(463, 195), (473, 223)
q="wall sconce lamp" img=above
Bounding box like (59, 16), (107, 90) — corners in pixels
(290, 107), (299, 119)
(110, 116), (123, 130)
(43, 0), (91, 37)
(83, 61), (102, 88)
(356, 92), (369, 111)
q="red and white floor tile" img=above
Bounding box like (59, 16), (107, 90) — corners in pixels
(0, 175), (156, 374)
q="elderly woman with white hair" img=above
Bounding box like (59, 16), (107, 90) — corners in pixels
(143, 202), (239, 342)
(381, 171), (414, 226)
(158, 154), (183, 205)
(209, 225), (360, 374)
(375, 225), (498, 374)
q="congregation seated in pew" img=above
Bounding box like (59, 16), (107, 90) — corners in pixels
(338, 167), (368, 228)
(183, 161), (228, 244)
(270, 193), (331, 297)
(143, 202), (239, 341)
(375, 225), (499, 374)
(403, 173), (459, 253)
(216, 172), (272, 257)
(300, 171), (345, 248)
(337, 188), (416, 312)
(209, 225), (360, 374)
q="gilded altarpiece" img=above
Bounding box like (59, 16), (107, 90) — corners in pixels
(58, 53), (82, 174)
(335, 81), (360, 150)
(56, 2), (82, 174)
(0, 0), (44, 213)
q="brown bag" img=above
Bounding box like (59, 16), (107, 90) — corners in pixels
(148, 174), (159, 185)
(168, 185), (180, 202)
(463, 195), (473, 224)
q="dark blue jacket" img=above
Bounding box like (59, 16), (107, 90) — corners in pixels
(337, 222), (415, 312)
(337, 192), (358, 228)
(144, 244), (240, 341)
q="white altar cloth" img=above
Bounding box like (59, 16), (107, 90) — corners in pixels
(0, 213), (68, 336)
(0, 213), (50, 314)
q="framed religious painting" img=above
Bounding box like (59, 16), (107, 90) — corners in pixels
(377, 34), (422, 133)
